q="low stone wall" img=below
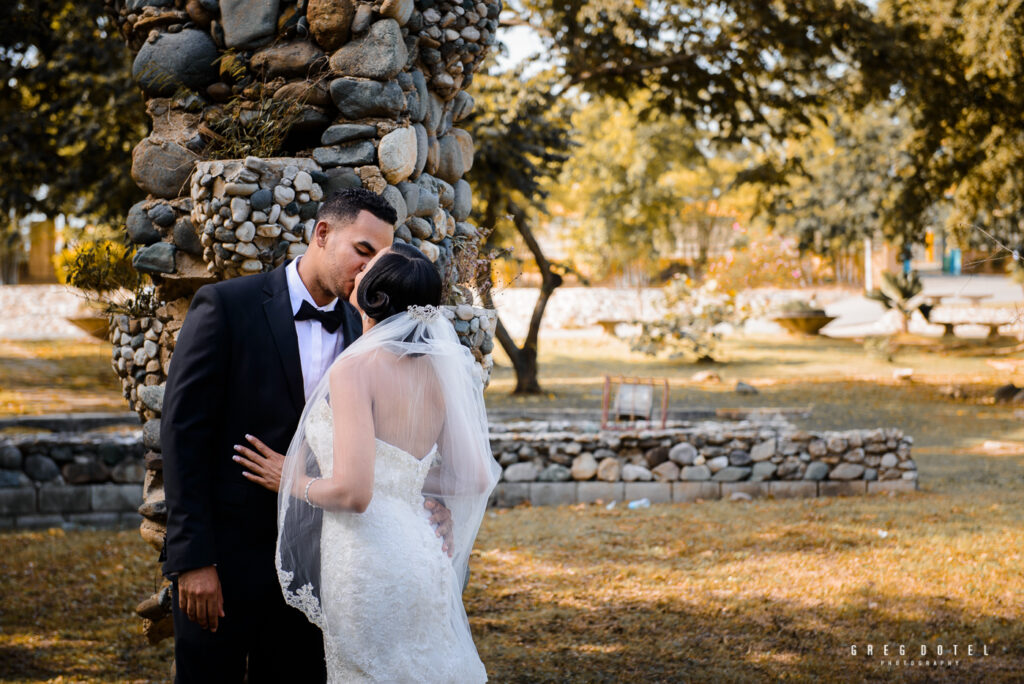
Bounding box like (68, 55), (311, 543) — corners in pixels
(489, 420), (918, 487)
(0, 432), (145, 529)
(490, 479), (918, 507)
(0, 418), (917, 529)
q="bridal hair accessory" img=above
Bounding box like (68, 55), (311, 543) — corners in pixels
(304, 477), (321, 507)
(407, 304), (441, 322)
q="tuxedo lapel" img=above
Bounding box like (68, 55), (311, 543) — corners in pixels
(262, 265), (305, 415)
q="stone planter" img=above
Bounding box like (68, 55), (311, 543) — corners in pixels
(773, 312), (836, 335)
(68, 315), (111, 340)
(107, 311), (172, 420)
(190, 157), (480, 283)
(441, 304), (496, 387)
(191, 157), (324, 279)
(113, 0), (502, 646)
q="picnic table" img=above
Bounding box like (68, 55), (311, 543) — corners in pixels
(960, 293), (994, 306)
(925, 292), (1009, 338)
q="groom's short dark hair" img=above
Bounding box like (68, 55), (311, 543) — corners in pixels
(317, 188), (397, 228)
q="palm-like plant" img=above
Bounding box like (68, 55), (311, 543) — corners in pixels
(867, 270), (924, 332)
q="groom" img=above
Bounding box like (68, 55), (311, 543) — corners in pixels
(161, 188), (396, 682)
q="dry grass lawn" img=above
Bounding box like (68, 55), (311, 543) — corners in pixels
(0, 340), (124, 417)
(1, 332), (1023, 681)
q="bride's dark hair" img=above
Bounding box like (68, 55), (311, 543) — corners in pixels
(356, 242), (442, 321)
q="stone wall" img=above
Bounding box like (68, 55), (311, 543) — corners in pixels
(488, 419), (918, 505)
(0, 432), (145, 529)
(489, 420), (918, 486)
(0, 419), (918, 529)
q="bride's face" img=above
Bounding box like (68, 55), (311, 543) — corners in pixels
(349, 247), (390, 310)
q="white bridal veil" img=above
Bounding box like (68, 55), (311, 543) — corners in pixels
(275, 305), (501, 634)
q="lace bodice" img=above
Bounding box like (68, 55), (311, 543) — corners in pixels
(305, 397), (438, 506)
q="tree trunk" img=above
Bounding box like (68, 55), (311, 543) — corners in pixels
(1, 220), (22, 285)
(693, 211), (717, 278)
(481, 200), (563, 395)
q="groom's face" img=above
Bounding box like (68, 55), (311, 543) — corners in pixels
(317, 210), (394, 299)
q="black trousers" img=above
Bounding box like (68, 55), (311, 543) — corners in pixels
(170, 568), (326, 684)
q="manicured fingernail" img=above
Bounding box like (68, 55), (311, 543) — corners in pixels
(245, 434), (254, 440)
(232, 455), (240, 461)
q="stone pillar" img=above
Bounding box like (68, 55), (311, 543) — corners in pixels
(107, 0), (501, 643)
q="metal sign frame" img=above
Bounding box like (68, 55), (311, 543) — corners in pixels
(601, 375), (670, 430)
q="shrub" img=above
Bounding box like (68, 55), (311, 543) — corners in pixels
(630, 275), (748, 362)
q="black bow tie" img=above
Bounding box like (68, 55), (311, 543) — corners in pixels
(294, 300), (344, 333)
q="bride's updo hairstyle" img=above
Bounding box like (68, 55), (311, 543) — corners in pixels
(356, 242), (442, 321)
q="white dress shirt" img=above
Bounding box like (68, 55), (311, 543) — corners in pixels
(286, 257), (346, 400)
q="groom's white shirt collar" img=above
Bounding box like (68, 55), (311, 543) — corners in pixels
(286, 256), (339, 315)
(286, 256), (344, 400)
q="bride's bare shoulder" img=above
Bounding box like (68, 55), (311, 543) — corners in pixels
(327, 348), (408, 382)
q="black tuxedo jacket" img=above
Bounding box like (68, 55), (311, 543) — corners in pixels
(160, 262), (361, 582)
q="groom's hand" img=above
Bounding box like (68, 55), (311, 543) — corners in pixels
(178, 565), (224, 632)
(424, 499), (454, 558)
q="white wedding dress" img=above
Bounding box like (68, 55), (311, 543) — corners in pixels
(301, 396), (487, 683)
(276, 309), (499, 684)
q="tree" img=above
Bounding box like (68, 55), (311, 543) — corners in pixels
(464, 66), (575, 394)
(555, 92), (754, 279)
(755, 103), (921, 255)
(857, 0), (1024, 249)
(0, 0), (146, 281)
(512, 0), (883, 140)
(512, 0), (1024, 260)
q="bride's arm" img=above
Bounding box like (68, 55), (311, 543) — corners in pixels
(305, 363), (375, 513)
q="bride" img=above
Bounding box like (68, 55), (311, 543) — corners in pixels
(238, 242), (500, 682)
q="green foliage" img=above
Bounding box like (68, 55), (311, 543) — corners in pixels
(465, 65), (575, 242)
(515, 0), (1024, 254)
(518, 0), (880, 141)
(555, 92), (755, 277)
(867, 270), (924, 330)
(461, 63), (579, 392)
(854, 1), (1024, 248)
(0, 0), (146, 226)
(56, 240), (140, 295)
(630, 275), (746, 362)
(754, 104), (921, 251)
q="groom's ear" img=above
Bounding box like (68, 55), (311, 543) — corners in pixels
(313, 220), (331, 248)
